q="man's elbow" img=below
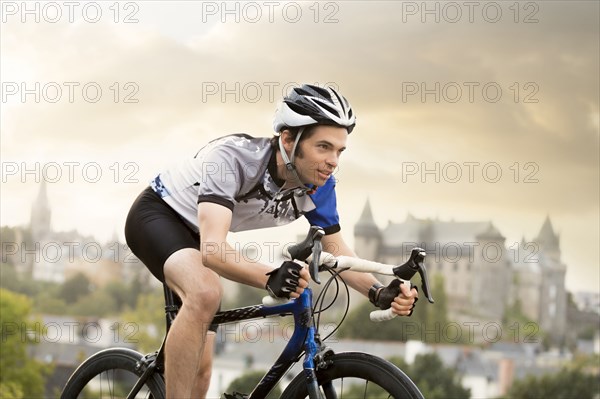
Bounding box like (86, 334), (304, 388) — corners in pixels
(199, 241), (224, 270)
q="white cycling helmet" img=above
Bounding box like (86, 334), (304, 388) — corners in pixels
(272, 84), (356, 191)
(273, 84), (356, 133)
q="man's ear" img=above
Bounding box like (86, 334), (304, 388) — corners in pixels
(280, 130), (294, 152)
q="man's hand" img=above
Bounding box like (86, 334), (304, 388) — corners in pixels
(265, 261), (310, 299)
(374, 280), (419, 316)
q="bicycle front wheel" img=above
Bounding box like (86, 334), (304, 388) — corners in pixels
(60, 347), (165, 399)
(281, 352), (423, 399)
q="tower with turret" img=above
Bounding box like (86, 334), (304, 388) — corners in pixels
(30, 180), (51, 241)
(353, 198), (381, 261)
(534, 216), (567, 341)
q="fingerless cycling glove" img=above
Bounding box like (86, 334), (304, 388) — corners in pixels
(265, 261), (304, 298)
(372, 280), (419, 312)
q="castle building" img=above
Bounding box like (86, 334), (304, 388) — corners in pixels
(513, 216), (567, 340)
(3, 182), (140, 287)
(354, 200), (567, 340)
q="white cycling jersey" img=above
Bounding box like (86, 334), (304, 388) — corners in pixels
(150, 134), (340, 235)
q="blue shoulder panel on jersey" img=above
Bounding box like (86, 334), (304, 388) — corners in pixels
(305, 176), (340, 234)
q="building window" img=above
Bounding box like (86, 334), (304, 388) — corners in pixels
(549, 285), (556, 299)
(453, 263), (458, 272)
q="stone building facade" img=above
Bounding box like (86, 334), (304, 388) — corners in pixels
(353, 199), (567, 341)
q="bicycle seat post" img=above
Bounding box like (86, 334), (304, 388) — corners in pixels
(163, 285), (180, 332)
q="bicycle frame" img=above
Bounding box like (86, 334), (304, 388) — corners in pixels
(211, 287), (321, 398)
(129, 287), (322, 399)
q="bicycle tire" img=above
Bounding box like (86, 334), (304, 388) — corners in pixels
(60, 347), (165, 399)
(280, 352), (423, 399)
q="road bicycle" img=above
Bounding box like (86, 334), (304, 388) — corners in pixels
(61, 226), (435, 398)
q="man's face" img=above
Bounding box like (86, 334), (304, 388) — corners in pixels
(292, 125), (348, 187)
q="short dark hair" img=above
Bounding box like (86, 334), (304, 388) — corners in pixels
(269, 125), (318, 155)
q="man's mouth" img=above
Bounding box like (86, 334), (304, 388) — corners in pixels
(317, 170), (331, 179)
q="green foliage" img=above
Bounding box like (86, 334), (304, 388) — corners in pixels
(33, 292), (68, 314)
(338, 274), (459, 344)
(0, 263), (40, 297)
(225, 370), (281, 398)
(0, 289), (53, 398)
(407, 353), (470, 399)
(120, 287), (166, 353)
(502, 297), (546, 345)
(70, 288), (119, 317)
(577, 325), (598, 340)
(224, 284), (266, 309)
(60, 272), (91, 303)
(0, 382), (23, 399)
(505, 365), (599, 399)
(337, 299), (411, 340)
(341, 353), (469, 399)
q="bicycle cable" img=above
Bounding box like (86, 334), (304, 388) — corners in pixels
(312, 266), (352, 342)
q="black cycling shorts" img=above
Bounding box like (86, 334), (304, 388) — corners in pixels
(125, 187), (200, 282)
(125, 187), (219, 332)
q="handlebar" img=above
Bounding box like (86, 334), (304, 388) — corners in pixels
(263, 226), (434, 322)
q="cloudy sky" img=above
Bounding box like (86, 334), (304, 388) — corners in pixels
(1, 1), (598, 293)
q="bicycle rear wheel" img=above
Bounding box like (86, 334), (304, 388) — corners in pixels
(280, 352), (423, 399)
(60, 347), (165, 399)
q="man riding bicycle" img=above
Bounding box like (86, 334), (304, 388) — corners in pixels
(124, 84), (419, 398)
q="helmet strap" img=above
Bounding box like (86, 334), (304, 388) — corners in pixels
(278, 127), (305, 187)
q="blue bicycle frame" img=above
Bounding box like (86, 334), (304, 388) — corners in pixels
(211, 287), (322, 398)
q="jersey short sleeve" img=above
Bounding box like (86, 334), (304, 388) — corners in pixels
(304, 176), (341, 235)
(195, 145), (246, 211)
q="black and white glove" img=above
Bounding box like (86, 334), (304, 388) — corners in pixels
(370, 280), (419, 313)
(265, 261), (304, 298)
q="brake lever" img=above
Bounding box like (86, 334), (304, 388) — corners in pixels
(392, 247), (434, 303)
(288, 226), (323, 261)
(288, 226), (324, 284)
(310, 238), (322, 284)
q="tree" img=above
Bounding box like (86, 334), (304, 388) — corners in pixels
(224, 284), (266, 310)
(70, 289), (119, 317)
(120, 287), (166, 353)
(343, 353), (469, 399)
(408, 353), (470, 399)
(0, 289), (53, 398)
(337, 299), (411, 341)
(225, 370), (281, 398)
(0, 263), (40, 297)
(337, 275), (452, 343)
(59, 272), (91, 303)
(505, 365), (599, 399)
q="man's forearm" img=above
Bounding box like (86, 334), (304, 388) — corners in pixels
(201, 241), (273, 289)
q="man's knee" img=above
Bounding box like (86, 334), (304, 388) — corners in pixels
(186, 285), (222, 316)
(163, 248), (222, 316)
